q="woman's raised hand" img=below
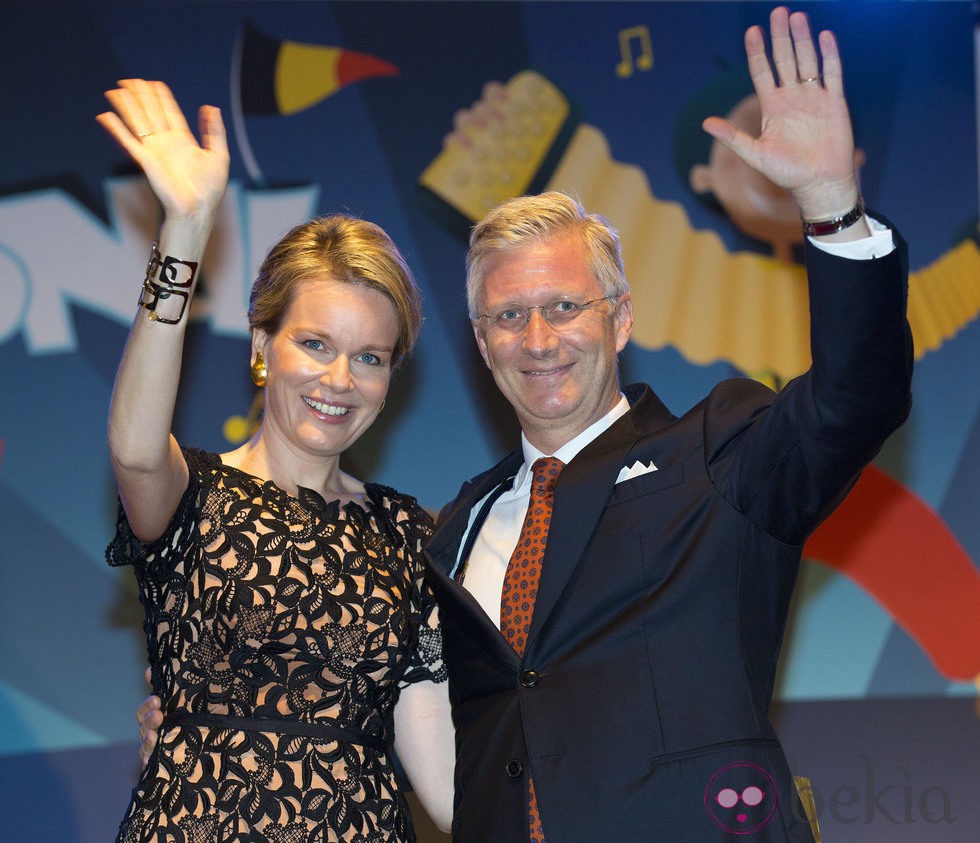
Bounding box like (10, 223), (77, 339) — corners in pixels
(97, 79), (229, 224)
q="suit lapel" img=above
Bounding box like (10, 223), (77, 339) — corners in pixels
(527, 385), (673, 649)
(426, 551), (520, 664)
(426, 450), (523, 575)
(425, 385), (675, 661)
(425, 451), (524, 661)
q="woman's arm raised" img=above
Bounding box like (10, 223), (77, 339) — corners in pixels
(97, 79), (229, 541)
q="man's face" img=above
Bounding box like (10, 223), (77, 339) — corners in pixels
(472, 232), (633, 452)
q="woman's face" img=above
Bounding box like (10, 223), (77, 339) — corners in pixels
(253, 276), (399, 461)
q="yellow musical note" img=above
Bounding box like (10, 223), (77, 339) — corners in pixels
(616, 26), (653, 78)
(223, 391), (265, 444)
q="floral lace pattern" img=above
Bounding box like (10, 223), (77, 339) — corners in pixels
(107, 448), (444, 842)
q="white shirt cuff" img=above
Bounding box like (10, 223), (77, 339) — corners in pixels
(807, 214), (895, 260)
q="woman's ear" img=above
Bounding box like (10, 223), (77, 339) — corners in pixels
(251, 329), (268, 362)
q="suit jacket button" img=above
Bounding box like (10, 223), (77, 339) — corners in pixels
(506, 759), (524, 778)
(520, 669), (539, 687)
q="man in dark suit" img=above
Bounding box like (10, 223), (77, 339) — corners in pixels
(423, 7), (912, 840)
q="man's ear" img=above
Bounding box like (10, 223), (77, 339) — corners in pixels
(615, 294), (633, 353)
(471, 320), (492, 370)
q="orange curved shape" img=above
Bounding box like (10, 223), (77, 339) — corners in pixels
(805, 466), (980, 681)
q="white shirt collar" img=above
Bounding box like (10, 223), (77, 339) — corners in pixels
(514, 394), (630, 490)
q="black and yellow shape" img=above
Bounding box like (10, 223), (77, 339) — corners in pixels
(240, 22), (399, 116)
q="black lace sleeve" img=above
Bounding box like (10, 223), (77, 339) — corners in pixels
(104, 447), (214, 578)
(381, 489), (446, 687)
(402, 573), (447, 687)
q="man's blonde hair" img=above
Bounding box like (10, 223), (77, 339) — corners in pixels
(465, 192), (628, 317)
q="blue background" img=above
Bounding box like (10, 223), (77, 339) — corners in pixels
(0, 2), (977, 839)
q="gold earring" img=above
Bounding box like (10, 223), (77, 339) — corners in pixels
(250, 352), (268, 387)
(379, 400), (385, 412)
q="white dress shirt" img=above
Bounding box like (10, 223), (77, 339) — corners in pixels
(458, 396), (631, 627)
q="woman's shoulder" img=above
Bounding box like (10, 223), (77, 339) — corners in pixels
(365, 482), (436, 534)
(181, 446), (283, 507)
(180, 445), (222, 474)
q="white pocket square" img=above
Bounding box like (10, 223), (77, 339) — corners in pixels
(615, 460), (658, 484)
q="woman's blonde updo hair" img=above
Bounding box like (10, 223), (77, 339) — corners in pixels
(248, 215), (422, 365)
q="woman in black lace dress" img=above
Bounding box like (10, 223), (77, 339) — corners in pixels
(98, 79), (453, 841)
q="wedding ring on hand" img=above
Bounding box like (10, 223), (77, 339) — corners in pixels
(137, 131), (154, 140)
(801, 76), (821, 84)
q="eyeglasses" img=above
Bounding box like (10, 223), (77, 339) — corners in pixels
(477, 296), (617, 333)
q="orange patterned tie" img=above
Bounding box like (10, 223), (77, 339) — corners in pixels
(500, 456), (563, 842)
